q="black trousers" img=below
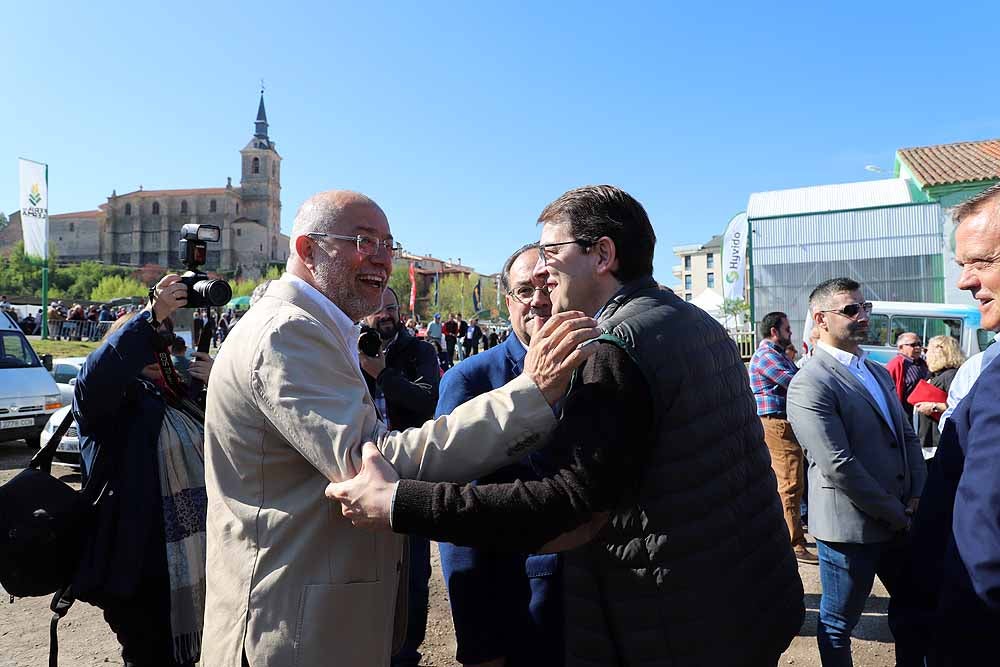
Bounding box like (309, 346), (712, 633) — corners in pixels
(102, 572), (194, 667)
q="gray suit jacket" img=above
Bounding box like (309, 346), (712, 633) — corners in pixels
(787, 347), (926, 544)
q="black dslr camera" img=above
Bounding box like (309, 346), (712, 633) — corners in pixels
(358, 325), (382, 358)
(178, 224), (232, 309)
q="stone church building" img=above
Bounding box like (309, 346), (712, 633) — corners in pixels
(44, 94), (288, 278)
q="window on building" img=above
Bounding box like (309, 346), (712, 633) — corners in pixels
(260, 243), (263, 252)
(236, 228), (242, 237)
(272, 162), (276, 177)
(152, 201), (160, 215)
(180, 200), (188, 214)
(252, 157), (260, 174)
(210, 199), (217, 213)
(706, 253), (714, 269)
(684, 293), (692, 301)
(684, 275), (692, 290)
(125, 203), (132, 216)
(684, 256), (691, 271)
(69, 222), (75, 232)
(236, 203), (239, 214)
(707, 272), (715, 288)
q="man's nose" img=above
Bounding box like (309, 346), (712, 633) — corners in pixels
(957, 266), (978, 291)
(368, 247), (392, 269)
(533, 257), (549, 282)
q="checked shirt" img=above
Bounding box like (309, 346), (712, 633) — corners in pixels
(749, 339), (798, 417)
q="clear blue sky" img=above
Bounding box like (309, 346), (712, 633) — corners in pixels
(4, 1), (999, 282)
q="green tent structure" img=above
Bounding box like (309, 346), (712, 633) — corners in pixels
(226, 295), (252, 310)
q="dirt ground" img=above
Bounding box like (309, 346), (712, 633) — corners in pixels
(0, 439), (895, 666)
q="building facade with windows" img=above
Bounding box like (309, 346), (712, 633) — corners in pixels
(13, 94), (288, 278)
(671, 234), (722, 302)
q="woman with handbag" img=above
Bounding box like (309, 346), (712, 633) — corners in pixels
(72, 274), (212, 667)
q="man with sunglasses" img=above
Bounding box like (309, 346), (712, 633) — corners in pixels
(329, 185), (805, 666)
(787, 278), (925, 667)
(885, 332), (929, 418)
(202, 190), (600, 667)
(436, 243), (565, 667)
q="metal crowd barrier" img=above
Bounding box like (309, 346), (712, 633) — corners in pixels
(47, 320), (115, 342)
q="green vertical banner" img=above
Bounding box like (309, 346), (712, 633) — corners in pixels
(19, 158), (49, 338)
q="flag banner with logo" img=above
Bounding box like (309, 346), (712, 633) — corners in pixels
(472, 279), (481, 313)
(19, 159), (48, 262)
(721, 212), (748, 302)
(433, 272), (440, 307)
(409, 262), (416, 313)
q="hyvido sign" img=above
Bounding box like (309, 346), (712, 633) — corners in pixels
(19, 158), (49, 262)
(721, 212), (748, 302)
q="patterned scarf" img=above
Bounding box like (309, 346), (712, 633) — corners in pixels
(156, 406), (208, 664)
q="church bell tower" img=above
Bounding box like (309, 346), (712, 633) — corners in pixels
(239, 90), (282, 262)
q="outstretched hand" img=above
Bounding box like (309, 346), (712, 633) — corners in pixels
(523, 311), (601, 406)
(325, 442), (398, 530)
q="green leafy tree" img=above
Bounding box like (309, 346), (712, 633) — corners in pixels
(388, 264), (415, 316)
(721, 298), (751, 332)
(228, 265), (283, 299)
(91, 275), (148, 302)
(0, 212), (8, 230)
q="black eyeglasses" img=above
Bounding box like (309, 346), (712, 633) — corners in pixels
(900, 341), (923, 348)
(507, 285), (553, 304)
(537, 239), (594, 265)
(821, 301), (873, 319)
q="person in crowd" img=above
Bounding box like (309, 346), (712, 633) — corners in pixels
(191, 309), (203, 347)
(886, 332), (929, 417)
(202, 189), (597, 666)
(457, 313), (468, 361)
(98, 303), (114, 322)
(328, 185), (804, 666)
(913, 335), (964, 454)
(443, 312), (459, 368)
(0, 295), (9, 311)
(436, 243), (564, 667)
(462, 316), (483, 358)
(490, 329), (501, 347)
(891, 182), (1000, 665)
(427, 312), (444, 360)
(72, 274), (214, 666)
(784, 343), (798, 364)
(20, 312), (36, 336)
(404, 317), (417, 337)
(359, 286), (441, 667)
(170, 335), (192, 385)
(749, 311), (817, 563)
(787, 278), (925, 667)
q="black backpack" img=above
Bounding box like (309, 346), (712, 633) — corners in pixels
(0, 410), (110, 666)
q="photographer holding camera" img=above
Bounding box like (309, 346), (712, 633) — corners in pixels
(71, 268), (219, 663)
(360, 286), (441, 667)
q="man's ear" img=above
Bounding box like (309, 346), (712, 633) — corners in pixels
(295, 235), (316, 271)
(593, 237), (619, 276)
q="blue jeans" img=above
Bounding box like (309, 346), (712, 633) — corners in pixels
(392, 536), (431, 667)
(815, 537), (910, 667)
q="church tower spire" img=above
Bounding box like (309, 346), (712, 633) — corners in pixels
(254, 90), (269, 140)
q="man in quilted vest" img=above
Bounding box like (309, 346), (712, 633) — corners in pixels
(329, 185), (805, 666)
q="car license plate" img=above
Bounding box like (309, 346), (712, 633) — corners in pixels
(56, 440), (79, 453)
(1, 418), (35, 429)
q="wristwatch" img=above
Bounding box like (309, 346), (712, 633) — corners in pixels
(139, 308), (160, 331)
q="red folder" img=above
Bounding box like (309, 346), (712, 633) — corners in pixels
(907, 379), (948, 407)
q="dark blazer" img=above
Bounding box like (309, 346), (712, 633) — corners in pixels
(895, 353), (1000, 662)
(436, 333), (563, 665)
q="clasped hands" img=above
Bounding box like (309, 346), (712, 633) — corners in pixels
(325, 311), (601, 529)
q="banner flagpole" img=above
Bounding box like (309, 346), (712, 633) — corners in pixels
(41, 163), (49, 339)
(19, 158), (50, 338)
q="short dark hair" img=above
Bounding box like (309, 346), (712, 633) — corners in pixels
(171, 336), (186, 352)
(758, 311), (788, 340)
(384, 286), (399, 307)
(537, 185), (656, 282)
(952, 182), (1000, 225)
(809, 277), (862, 311)
(500, 242), (539, 293)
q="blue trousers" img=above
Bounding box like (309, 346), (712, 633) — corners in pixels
(391, 536), (431, 667)
(815, 537), (913, 667)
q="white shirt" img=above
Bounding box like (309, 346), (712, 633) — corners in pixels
(279, 272), (361, 364)
(817, 340), (897, 438)
(940, 331), (1000, 431)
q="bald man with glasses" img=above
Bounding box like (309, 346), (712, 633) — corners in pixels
(886, 332), (929, 418)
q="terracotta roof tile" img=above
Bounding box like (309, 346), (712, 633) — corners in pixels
(898, 139), (1000, 187)
(116, 187), (232, 198)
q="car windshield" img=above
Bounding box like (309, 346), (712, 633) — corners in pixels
(0, 331), (42, 369)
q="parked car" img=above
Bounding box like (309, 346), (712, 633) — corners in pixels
(39, 404), (81, 467)
(50, 356), (88, 407)
(0, 315), (63, 448)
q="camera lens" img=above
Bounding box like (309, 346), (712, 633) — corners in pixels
(195, 279), (233, 307)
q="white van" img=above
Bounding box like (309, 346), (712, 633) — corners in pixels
(862, 301), (990, 365)
(0, 314), (63, 448)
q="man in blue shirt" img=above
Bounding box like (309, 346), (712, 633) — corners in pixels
(749, 311), (817, 563)
(436, 243), (564, 666)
